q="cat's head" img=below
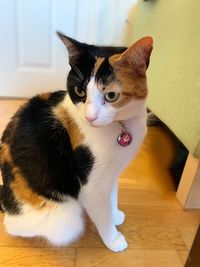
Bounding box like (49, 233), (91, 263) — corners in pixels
(57, 32), (153, 127)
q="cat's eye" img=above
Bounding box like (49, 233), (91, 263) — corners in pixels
(74, 87), (86, 98)
(104, 92), (120, 103)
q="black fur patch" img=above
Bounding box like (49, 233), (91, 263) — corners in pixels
(73, 146), (95, 185)
(67, 53), (96, 104)
(87, 45), (127, 58)
(48, 90), (66, 106)
(3, 91), (94, 202)
(95, 57), (115, 85)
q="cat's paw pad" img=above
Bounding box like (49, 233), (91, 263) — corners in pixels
(106, 232), (128, 252)
(114, 210), (125, 226)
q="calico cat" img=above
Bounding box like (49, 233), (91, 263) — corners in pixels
(0, 32), (153, 252)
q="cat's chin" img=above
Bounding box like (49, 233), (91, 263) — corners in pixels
(89, 122), (111, 128)
(88, 120), (113, 128)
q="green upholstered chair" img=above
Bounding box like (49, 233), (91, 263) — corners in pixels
(131, 0), (200, 209)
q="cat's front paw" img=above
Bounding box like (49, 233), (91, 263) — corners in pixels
(114, 210), (125, 226)
(106, 232), (128, 252)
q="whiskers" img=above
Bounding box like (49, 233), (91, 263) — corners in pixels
(71, 64), (84, 81)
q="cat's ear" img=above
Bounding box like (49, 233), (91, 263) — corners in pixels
(57, 32), (84, 64)
(120, 37), (153, 77)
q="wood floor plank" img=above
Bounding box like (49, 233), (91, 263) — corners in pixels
(123, 205), (200, 227)
(118, 188), (182, 209)
(176, 225), (198, 249)
(73, 219), (186, 250)
(121, 224), (185, 250)
(0, 247), (75, 267)
(76, 248), (183, 267)
(176, 249), (189, 266)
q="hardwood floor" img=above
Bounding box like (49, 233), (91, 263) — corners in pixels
(0, 99), (200, 267)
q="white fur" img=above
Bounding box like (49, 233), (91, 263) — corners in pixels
(4, 197), (84, 246)
(84, 78), (104, 121)
(4, 82), (147, 252)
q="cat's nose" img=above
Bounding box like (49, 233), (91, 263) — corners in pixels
(85, 115), (97, 122)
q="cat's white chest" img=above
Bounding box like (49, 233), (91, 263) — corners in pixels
(82, 118), (147, 178)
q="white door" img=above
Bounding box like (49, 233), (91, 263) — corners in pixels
(0, 0), (136, 98)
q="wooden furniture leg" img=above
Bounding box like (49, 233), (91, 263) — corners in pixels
(185, 224), (200, 267)
(177, 154), (200, 209)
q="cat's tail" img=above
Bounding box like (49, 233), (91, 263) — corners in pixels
(0, 185), (4, 212)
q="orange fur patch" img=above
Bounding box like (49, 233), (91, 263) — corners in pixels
(38, 93), (50, 101)
(0, 145), (48, 209)
(107, 55), (148, 108)
(0, 143), (12, 165)
(11, 167), (48, 208)
(53, 105), (84, 149)
(94, 57), (105, 74)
